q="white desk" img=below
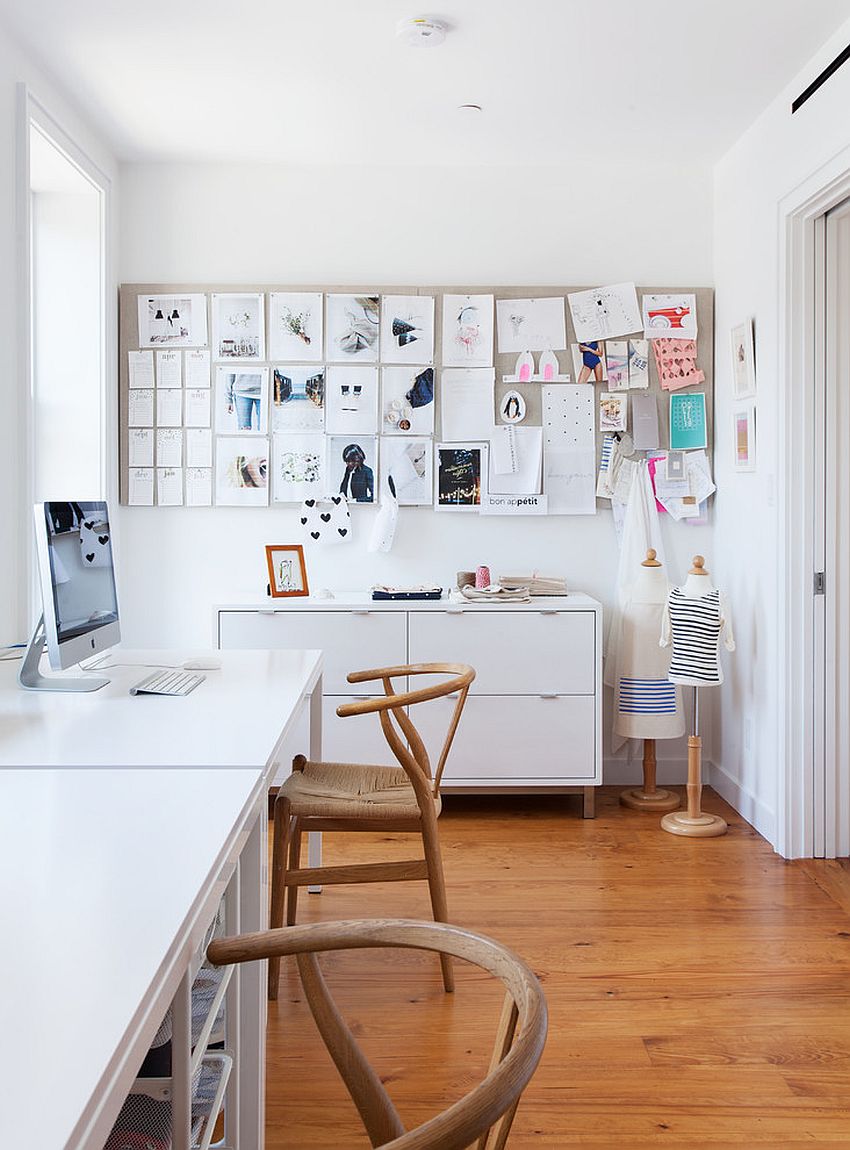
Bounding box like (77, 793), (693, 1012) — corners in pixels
(0, 648), (323, 1150)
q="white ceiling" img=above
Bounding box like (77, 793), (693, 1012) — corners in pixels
(3, 1), (850, 166)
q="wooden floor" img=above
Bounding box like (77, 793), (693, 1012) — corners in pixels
(265, 788), (850, 1148)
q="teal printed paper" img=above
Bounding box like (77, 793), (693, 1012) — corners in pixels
(669, 392), (707, 450)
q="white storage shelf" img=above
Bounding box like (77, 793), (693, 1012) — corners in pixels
(216, 594), (602, 807)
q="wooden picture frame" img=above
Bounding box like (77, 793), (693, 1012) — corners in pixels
(265, 544), (309, 597)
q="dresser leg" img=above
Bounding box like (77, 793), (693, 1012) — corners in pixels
(582, 787), (596, 819)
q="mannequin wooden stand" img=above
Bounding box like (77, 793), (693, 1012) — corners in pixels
(620, 738), (680, 812)
(661, 687), (727, 838)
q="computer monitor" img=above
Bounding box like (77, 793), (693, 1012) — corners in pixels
(19, 501), (120, 692)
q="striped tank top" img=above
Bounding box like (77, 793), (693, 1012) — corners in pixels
(667, 587), (724, 685)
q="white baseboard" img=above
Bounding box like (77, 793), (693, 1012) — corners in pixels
(707, 759), (776, 845)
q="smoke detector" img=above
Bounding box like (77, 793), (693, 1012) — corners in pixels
(396, 17), (448, 47)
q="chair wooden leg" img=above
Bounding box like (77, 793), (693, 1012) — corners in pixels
(268, 793), (292, 1001)
(420, 814), (454, 993)
(286, 817), (303, 926)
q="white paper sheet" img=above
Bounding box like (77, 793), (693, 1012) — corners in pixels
(186, 428), (213, 468)
(184, 388), (211, 428)
(442, 294), (494, 367)
(128, 467), (154, 505)
(211, 292), (265, 361)
(488, 427), (542, 495)
(490, 425), (519, 475)
(496, 297), (566, 353)
(128, 388), (154, 427)
(380, 295), (435, 364)
(269, 292), (324, 362)
(128, 427), (154, 467)
(185, 349), (211, 389)
(156, 388), (183, 427)
(157, 467), (183, 506)
(642, 293), (698, 341)
(440, 368), (495, 442)
(567, 282), (641, 342)
(186, 467), (213, 507)
(156, 349), (182, 389)
(272, 432), (326, 503)
(129, 350), (154, 389)
(542, 385), (596, 515)
(156, 427), (183, 467)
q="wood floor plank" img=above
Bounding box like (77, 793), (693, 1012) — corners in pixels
(264, 787), (850, 1146)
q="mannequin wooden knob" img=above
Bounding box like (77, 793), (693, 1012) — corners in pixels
(642, 549), (661, 568)
(688, 555), (708, 576)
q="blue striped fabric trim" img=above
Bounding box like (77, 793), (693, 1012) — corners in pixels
(618, 677), (677, 715)
(600, 434), (614, 472)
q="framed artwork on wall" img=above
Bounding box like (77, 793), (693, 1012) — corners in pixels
(732, 404), (756, 472)
(731, 319), (756, 399)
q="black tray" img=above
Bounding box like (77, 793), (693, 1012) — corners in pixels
(371, 589), (443, 601)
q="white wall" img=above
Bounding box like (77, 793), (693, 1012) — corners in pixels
(118, 159), (715, 778)
(712, 15), (850, 845)
(0, 20), (117, 649)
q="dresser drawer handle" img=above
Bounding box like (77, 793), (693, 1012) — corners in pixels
(352, 610), (371, 616)
(258, 608), (276, 615)
(446, 608), (464, 615)
(539, 610), (559, 616)
(539, 693), (559, 699)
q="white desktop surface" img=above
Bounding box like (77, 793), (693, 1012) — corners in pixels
(0, 648), (322, 769)
(0, 767), (265, 1150)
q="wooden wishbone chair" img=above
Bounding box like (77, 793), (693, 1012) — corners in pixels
(268, 663), (475, 1000)
(209, 918), (548, 1150)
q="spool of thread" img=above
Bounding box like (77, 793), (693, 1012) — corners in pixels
(457, 571), (475, 590)
(475, 565), (491, 590)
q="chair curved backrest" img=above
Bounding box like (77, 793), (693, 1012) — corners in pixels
(336, 663), (475, 800)
(208, 917), (547, 1150)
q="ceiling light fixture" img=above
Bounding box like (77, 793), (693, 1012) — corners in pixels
(396, 17), (448, 47)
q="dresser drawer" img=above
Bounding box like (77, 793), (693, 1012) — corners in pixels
(321, 696), (394, 766)
(217, 610), (406, 695)
(408, 610), (595, 695)
(416, 694), (598, 784)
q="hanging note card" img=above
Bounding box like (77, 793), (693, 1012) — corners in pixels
(128, 427), (154, 467)
(128, 467), (154, 506)
(488, 427), (543, 495)
(652, 338), (705, 391)
(186, 467), (213, 506)
(157, 467), (183, 506)
(599, 392), (628, 432)
(185, 388), (211, 428)
(631, 392), (659, 451)
(669, 392), (707, 450)
(185, 348), (211, 389)
(605, 341), (629, 391)
(441, 368), (495, 442)
(156, 349), (182, 389)
(128, 388), (154, 427)
(596, 433), (616, 499)
(156, 427), (183, 467)
(156, 388), (183, 427)
(186, 428), (213, 468)
(490, 424), (519, 475)
(627, 339), (649, 389)
(542, 385), (596, 515)
(129, 350), (154, 389)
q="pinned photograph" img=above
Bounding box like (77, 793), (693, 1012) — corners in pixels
(327, 436), (377, 504)
(211, 292), (265, 361)
(731, 319), (756, 399)
(272, 433), (325, 503)
(215, 367), (269, 434)
(599, 392), (628, 432)
(265, 544), (309, 598)
(272, 366), (325, 432)
(326, 294), (380, 361)
(137, 294), (207, 348)
(215, 437), (269, 506)
(627, 339), (650, 389)
(442, 294), (494, 367)
(325, 366), (379, 435)
(380, 295), (435, 364)
(269, 292), (323, 362)
(435, 443), (487, 510)
(381, 366), (434, 435)
(571, 341), (607, 384)
(605, 341), (629, 391)
(381, 438), (433, 506)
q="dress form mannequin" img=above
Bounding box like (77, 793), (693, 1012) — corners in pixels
(659, 555), (734, 838)
(619, 550), (681, 813)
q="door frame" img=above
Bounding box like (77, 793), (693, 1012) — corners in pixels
(778, 144), (850, 858)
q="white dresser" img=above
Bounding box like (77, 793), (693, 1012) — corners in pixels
(215, 593), (603, 816)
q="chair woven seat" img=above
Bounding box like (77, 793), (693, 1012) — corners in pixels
(280, 758), (441, 821)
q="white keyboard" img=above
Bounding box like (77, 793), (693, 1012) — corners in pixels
(129, 669), (206, 696)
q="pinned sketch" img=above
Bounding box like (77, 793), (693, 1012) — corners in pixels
(138, 294), (207, 348)
(435, 444), (487, 510)
(496, 297), (566, 353)
(381, 295), (435, 364)
(606, 341), (629, 391)
(327, 436), (377, 504)
(129, 350), (154, 388)
(567, 283), (641, 342)
(441, 368), (495, 442)
(382, 366), (434, 435)
(215, 367), (269, 434)
(643, 293), (697, 341)
(325, 366), (379, 436)
(211, 293), (265, 361)
(381, 437), (433, 505)
(542, 385), (596, 515)
(269, 292), (323, 362)
(499, 389), (526, 424)
(215, 437), (269, 506)
(488, 427), (542, 495)
(571, 342), (607, 384)
(272, 432), (326, 503)
(653, 338), (705, 391)
(627, 339), (649, 389)
(326, 294), (380, 361)
(599, 392), (628, 432)
(442, 294), (494, 367)
(272, 366), (325, 432)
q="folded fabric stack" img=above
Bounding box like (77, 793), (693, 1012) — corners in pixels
(498, 573), (568, 596)
(459, 584), (531, 603)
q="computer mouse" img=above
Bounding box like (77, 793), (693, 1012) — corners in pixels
(182, 658), (222, 671)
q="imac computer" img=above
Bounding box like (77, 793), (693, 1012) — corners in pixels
(19, 501), (120, 692)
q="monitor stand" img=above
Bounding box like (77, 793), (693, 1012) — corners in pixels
(18, 615), (110, 692)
